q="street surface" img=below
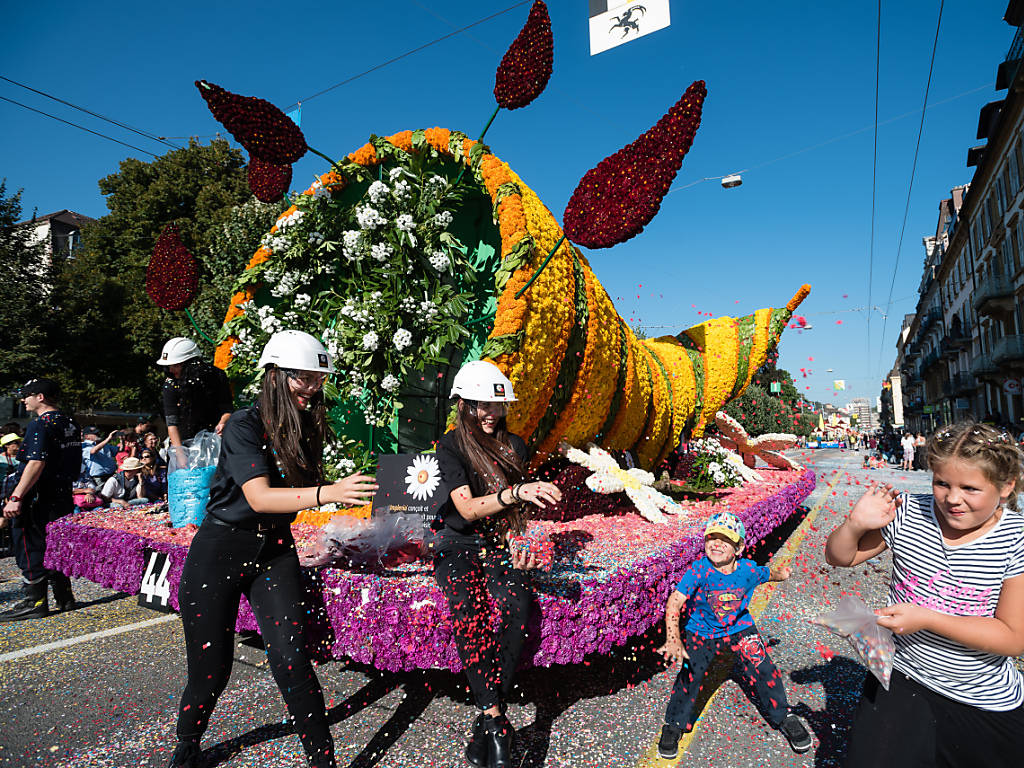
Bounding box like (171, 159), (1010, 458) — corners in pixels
(0, 449), (933, 768)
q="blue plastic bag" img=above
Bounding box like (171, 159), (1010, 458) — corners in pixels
(167, 431), (221, 528)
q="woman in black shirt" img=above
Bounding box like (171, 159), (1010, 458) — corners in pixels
(434, 361), (562, 768)
(166, 330), (377, 768)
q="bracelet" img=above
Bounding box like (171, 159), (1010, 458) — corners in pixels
(496, 488), (509, 508)
(512, 483), (524, 502)
(8, 495), (20, 503)
(315, 485), (323, 507)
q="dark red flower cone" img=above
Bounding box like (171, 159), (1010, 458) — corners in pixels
(562, 81), (707, 249)
(494, 0), (553, 110)
(147, 225), (199, 310)
(248, 157), (292, 203)
(196, 80), (307, 165)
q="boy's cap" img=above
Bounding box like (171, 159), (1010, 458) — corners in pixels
(704, 511), (745, 545)
(19, 378), (60, 400)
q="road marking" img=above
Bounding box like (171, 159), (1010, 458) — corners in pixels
(0, 614), (179, 663)
(635, 469), (844, 767)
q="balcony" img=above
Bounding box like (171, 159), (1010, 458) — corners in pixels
(992, 334), (1024, 367)
(945, 322), (972, 350)
(941, 379), (954, 398)
(921, 350), (943, 375)
(952, 373), (977, 394)
(925, 307), (942, 326)
(970, 354), (999, 378)
(996, 24), (1024, 89)
(973, 274), (1015, 316)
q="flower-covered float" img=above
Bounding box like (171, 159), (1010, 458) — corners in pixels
(46, 1), (815, 671)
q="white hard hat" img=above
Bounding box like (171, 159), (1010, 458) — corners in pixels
(257, 330), (335, 374)
(157, 337), (200, 366)
(450, 360), (516, 402)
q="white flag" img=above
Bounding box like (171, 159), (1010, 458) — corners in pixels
(589, 1), (671, 56)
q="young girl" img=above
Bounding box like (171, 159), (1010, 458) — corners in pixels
(826, 421), (1024, 767)
(167, 330), (377, 768)
(434, 360), (562, 768)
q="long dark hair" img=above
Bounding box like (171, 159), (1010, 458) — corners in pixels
(452, 397), (526, 537)
(257, 367), (328, 487)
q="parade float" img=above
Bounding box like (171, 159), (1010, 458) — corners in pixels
(45, 1), (814, 671)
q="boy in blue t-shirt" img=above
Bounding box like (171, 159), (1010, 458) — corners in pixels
(655, 511), (813, 759)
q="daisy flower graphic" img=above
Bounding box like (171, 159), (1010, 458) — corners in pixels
(405, 455), (441, 501)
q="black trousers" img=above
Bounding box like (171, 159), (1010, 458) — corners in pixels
(844, 669), (1024, 768)
(665, 626), (789, 730)
(175, 518), (335, 768)
(10, 494), (71, 582)
(433, 532), (531, 710)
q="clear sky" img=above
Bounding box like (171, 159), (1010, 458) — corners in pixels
(0, 1), (1015, 406)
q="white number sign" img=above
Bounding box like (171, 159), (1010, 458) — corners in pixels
(138, 549), (173, 612)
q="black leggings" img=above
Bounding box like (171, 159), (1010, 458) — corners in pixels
(175, 519), (334, 768)
(434, 533), (531, 710)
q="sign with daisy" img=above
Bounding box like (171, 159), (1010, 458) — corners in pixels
(372, 453), (445, 525)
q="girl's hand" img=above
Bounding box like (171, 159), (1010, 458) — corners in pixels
(656, 640), (688, 664)
(876, 603), (932, 635)
(770, 565), (792, 582)
(516, 481), (562, 509)
(848, 483), (900, 533)
(327, 474), (378, 506)
(511, 544), (538, 570)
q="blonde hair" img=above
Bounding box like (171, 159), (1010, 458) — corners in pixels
(926, 422), (1024, 511)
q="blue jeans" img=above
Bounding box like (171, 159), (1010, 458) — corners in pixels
(665, 625), (789, 729)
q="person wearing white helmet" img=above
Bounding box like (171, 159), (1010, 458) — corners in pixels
(433, 359), (563, 768)
(166, 330), (377, 768)
(157, 337), (233, 448)
(653, 511), (810, 759)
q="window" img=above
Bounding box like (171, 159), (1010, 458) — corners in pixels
(1018, 217), (1024, 272)
(1011, 152), (1021, 195)
(998, 176), (1007, 215)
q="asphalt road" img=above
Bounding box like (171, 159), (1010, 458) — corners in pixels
(0, 450), (933, 768)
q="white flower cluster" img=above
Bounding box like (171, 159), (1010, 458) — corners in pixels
(429, 250), (450, 272)
(293, 293), (312, 311)
(381, 374), (400, 393)
(367, 180), (389, 204)
(342, 230), (363, 261)
(356, 205), (386, 231)
(310, 183), (331, 201)
(395, 213), (415, 232)
(433, 211), (453, 229)
(339, 299), (371, 324)
(308, 231), (325, 246)
(270, 270), (306, 298)
(371, 242), (392, 262)
(392, 179), (411, 199)
(277, 209), (304, 229)
(361, 331), (379, 351)
(263, 234), (289, 254)
(389, 167), (404, 182)
(392, 328), (412, 351)
(255, 304), (281, 334)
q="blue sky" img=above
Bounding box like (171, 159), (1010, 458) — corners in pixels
(0, 1), (1015, 406)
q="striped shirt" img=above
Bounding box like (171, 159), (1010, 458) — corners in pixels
(882, 493), (1024, 710)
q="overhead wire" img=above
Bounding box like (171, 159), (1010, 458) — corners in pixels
(0, 75), (181, 150)
(0, 94), (158, 157)
(876, 0), (945, 377)
(867, 0), (881, 390)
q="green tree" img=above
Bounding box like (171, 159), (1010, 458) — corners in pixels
(50, 139), (278, 410)
(0, 181), (53, 394)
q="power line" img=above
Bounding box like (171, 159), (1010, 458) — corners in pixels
(0, 75), (181, 150)
(876, 0), (945, 377)
(0, 94), (158, 157)
(284, 1), (533, 109)
(867, 0), (881, 390)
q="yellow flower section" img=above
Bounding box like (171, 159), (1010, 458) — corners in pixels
(742, 307), (773, 392)
(605, 322), (648, 450)
(294, 504), (372, 526)
(551, 256), (620, 448)
(501, 175), (576, 442)
(636, 344), (671, 467)
(645, 338), (697, 465)
(685, 317), (740, 437)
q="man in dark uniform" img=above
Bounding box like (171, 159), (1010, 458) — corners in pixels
(1, 378), (82, 621)
(157, 337), (233, 448)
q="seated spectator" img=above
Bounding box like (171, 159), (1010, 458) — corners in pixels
(72, 477), (104, 511)
(138, 450), (167, 501)
(0, 433), (22, 479)
(81, 426), (118, 485)
(101, 457), (145, 507)
(141, 432), (168, 466)
(114, 430), (136, 466)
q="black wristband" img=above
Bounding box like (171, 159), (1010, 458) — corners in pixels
(497, 488), (509, 508)
(316, 485), (323, 507)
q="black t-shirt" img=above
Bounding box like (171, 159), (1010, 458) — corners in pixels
(435, 430), (528, 536)
(19, 409), (81, 510)
(162, 360), (233, 442)
(206, 407), (292, 525)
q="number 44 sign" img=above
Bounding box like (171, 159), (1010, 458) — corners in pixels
(138, 548), (174, 612)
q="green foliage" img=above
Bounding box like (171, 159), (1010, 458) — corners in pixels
(0, 181), (53, 394)
(726, 361), (817, 437)
(48, 139), (261, 410)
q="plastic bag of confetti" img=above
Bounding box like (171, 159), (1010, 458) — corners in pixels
(167, 430), (220, 527)
(307, 513), (426, 569)
(812, 595), (895, 689)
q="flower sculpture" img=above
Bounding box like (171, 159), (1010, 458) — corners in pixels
(146, 224), (199, 311)
(562, 80), (706, 248)
(404, 455), (441, 501)
(248, 157), (292, 203)
(195, 80), (307, 165)
(714, 410), (803, 471)
(494, 0), (553, 110)
(564, 443), (685, 524)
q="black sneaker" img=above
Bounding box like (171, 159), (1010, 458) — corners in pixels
(657, 723), (683, 760)
(166, 740), (201, 768)
(779, 714), (812, 754)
